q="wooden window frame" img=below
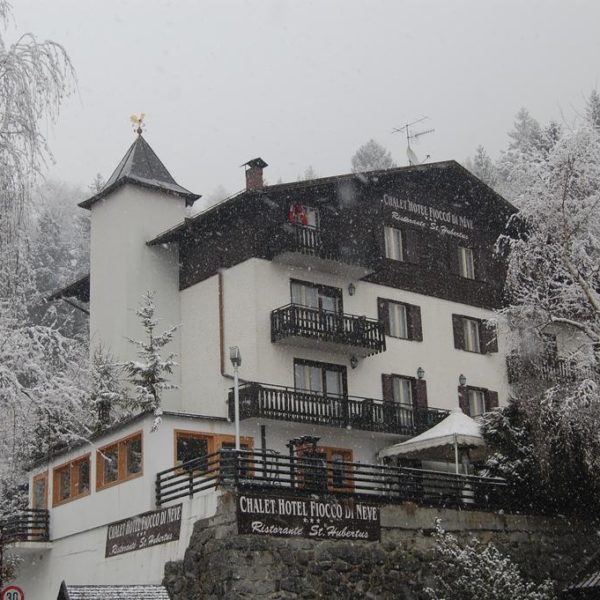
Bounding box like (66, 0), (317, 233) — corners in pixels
(378, 298), (423, 341)
(452, 314), (498, 354)
(384, 225), (404, 261)
(458, 246), (476, 279)
(96, 431), (143, 492)
(52, 454), (91, 507)
(293, 358), (348, 398)
(458, 385), (499, 416)
(173, 430), (254, 471)
(290, 279), (343, 313)
(296, 445), (353, 492)
(32, 471), (48, 510)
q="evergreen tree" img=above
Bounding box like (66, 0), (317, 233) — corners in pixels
(585, 89), (600, 130)
(467, 145), (498, 188)
(123, 292), (177, 431)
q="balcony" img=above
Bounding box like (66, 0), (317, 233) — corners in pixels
(271, 304), (386, 357)
(271, 223), (374, 278)
(156, 448), (512, 513)
(228, 382), (450, 436)
(506, 355), (597, 384)
(1, 509), (51, 554)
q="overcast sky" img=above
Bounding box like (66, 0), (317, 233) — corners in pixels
(10, 0), (600, 206)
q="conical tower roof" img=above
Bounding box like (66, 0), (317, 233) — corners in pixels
(79, 134), (200, 209)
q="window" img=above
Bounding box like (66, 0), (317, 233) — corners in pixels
(297, 445), (353, 491)
(32, 473), (48, 510)
(384, 226), (404, 261)
(459, 386), (499, 416)
(452, 315), (498, 354)
(392, 376), (413, 406)
(463, 318), (481, 353)
(458, 246), (475, 279)
(294, 359), (346, 397)
(52, 455), (91, 506)
(378, 299), (423, 341)
(288, 203), (319, 228)
(389, 303), (408, 338)
(291, 280), (342, 313)
(97, 432), (143, 491)
(173, 430), (254, 473)
(468, 389), (486, 417)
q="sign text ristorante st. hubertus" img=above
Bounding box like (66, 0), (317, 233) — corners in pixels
(382, 193), (473, 240)
(237, 493), (380, 541)
(105, 504), (182, 557)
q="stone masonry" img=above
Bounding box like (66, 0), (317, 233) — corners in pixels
(163, 492), (596, 599)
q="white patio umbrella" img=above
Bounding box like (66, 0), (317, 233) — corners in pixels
(378, 408), (486, 474)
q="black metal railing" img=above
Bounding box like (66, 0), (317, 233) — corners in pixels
(506, 355), (597, 384)
(271, 304), (386, 355)
(156, 449), (512, 512)
(228, 382), (450, 436)
(0, 509), (49, 544)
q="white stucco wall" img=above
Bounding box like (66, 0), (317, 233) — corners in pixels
(89, 184), (185, 409)
(179, 257), (509, 421)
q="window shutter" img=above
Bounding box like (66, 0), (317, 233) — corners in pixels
(458, 386), (470, 415)
(377, 299), (390, 335)
(382, 374), (394, 402)
(486, 390), (499, 410)
(452, 315), (465, 350)
(408, 304), (423, 341)
(474, 248), (486, 282)
(448, 240), (460, 275)
(481, 320), (498, 353)
(413, 379), (428, 411)
(404, 228), (420, 263)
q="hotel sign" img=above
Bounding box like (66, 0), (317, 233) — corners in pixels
(237, 493), (380, 541)
(105, 504), (182, 557)
(382, 193), (473, 240)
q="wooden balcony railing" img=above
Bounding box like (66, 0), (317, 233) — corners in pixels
(228, 382), (450, 436)
(156, 449), (512, 512)
(271, 304), (386, 356)
(507, 355), (597, 384)
(0, 509), (49, 544)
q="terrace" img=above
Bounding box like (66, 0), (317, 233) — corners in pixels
(156, 449), (512, 512)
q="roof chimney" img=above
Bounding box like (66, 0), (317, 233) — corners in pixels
(242, 157), (268, 191)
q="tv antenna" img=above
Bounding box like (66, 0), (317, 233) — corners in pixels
(392, 117), (434, 165)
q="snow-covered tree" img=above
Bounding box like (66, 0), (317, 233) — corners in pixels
(465, 145), (498, 189)
(90, 346), (130, 430)
(0, 0), (75, 295)
(585, 89), (600, 130)
(123, 292), (177, 431)
(483, 121), (600, 515)
(351, 139), (396, 172)
(425, 520), (555, 600)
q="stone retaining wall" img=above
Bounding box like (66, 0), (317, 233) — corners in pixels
(163, 493), (595, 599)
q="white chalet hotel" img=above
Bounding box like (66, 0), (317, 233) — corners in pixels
(10, 131), (516, 597)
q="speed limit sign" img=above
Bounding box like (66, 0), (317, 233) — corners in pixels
(1, 586), (24, 600)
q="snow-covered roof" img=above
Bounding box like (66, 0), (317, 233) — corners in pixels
(58, 581), (171, 600)
(79, 134), (200, 210)
(379, 408), (485, 459)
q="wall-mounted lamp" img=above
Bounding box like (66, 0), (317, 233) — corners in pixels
(417, 367), (425, 380)
(459, 373), (467, 387)
(350, 355), (359, 369)
(348, 283), (356, 296)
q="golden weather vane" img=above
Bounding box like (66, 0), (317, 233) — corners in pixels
(130, 113), (146, 135)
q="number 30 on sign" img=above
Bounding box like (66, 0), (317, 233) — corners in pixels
(1, 586), (25, 600)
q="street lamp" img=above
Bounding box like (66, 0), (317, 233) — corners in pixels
(230, 346), (242, 451)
